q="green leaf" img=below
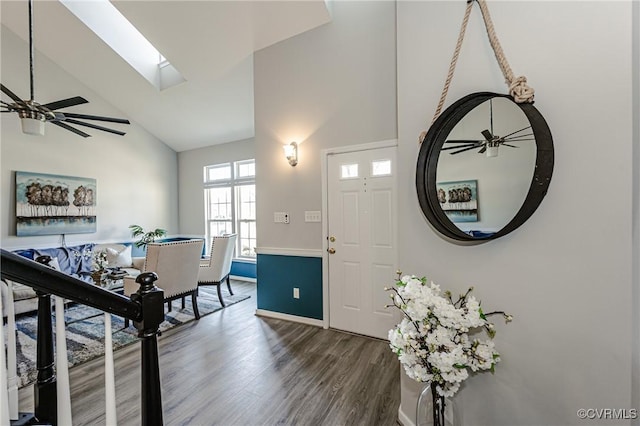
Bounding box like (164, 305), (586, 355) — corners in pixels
(479, 307), (487, 320)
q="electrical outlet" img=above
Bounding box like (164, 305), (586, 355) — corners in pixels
(284, 213), (290, 224)
(293, 287), (300, 299)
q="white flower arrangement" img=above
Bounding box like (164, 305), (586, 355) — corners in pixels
(387, 274), (512, 408)
(91, 249), (109, 271)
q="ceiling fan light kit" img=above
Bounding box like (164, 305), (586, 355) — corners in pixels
(21, 115), (45, 136)
(415, 0), (554, 242)
(1, 0), (130, 138)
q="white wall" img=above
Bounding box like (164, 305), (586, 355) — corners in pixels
(177, 137), (255, 236)
(1, 25), (178, 250)
(398, 1), (634, 425)
(254, 0), (397, 251)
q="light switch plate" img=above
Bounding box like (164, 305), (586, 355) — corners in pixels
(305, 211), (321, 222)
(274, 212), (290, 223)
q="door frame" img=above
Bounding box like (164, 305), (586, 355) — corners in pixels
(320, 139), (398, 329)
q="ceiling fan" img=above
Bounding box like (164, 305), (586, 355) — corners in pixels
(441, 99), (534, 157)
(1, 0), (130, 138)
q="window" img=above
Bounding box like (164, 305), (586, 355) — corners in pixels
(371, 159), (392, 176)
(60, 0), (185, 91)
(341, 163), (359, 179)
(204, 160), (256, 259)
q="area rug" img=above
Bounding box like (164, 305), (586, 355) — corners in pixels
(6, 286), (250, 388)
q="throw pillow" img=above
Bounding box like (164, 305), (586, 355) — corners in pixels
(105, 245), (133, 268)
(30, 255), (61, 272)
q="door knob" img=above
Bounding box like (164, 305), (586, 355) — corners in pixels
(329, 236), (336, 242)
(328, 248), (336, 254)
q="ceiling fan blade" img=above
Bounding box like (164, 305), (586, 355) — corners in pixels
(478, 146), (487, 154)
(1, 84), (27, 105)
(65, 118), (126, 136)
(50, 120), (91, 138)
(503, 135), (535, 142)
(451, 144), (484, 155)
(1, 101), (17, 110)
(41, 96), (88, 111)
(481, 129), (493, 141)
(502, 143), (519, 148)
(445, 140), (483, 144)
(442, 143), (479, 151)
(502, 126), (532, 139)
(62, 112), (130, 124)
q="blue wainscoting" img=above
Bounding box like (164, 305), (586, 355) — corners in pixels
(231, 259), (257, 279)
(257, 254), (322, 320)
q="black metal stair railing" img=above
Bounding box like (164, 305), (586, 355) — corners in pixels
(1, 248), (165, 426)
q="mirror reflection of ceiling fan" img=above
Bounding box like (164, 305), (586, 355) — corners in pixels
(1, 0), (130, 138)
(441, 99), (534, 157)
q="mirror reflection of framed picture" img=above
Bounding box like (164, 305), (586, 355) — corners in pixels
(436, 179), (478, 222)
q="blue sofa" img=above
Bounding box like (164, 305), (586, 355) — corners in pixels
(1, 242), (146, 317)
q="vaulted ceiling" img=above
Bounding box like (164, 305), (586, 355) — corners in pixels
(0, 1), (331, 152)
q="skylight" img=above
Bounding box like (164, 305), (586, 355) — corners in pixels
(59, 0), (185, 91)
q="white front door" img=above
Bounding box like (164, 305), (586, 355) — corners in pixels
(327, 146), (399, 339)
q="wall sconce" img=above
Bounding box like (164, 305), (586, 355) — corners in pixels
(284, 141), (298, 166)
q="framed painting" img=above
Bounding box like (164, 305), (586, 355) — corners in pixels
(16, 171), (97, 236)
(436, 180), (478, 223)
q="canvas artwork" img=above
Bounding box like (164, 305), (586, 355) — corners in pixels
(16, 171), (97, 236)
(436, 180), (478, 223)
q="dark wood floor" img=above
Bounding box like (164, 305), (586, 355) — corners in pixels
(19, 281), (401, 425)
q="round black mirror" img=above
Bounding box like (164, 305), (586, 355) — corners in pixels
(416, 92), (554, 242)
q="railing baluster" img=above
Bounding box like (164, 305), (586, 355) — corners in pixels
(105, 312), (117, 425)
(1, 280), (11, 426)
(55, 296), (72, 425)
(4, 280), (19, 420)
(131, 272), (165, 426)
(34, 290), (57, 424)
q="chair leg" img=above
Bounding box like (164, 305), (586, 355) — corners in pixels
(192, 291), (200, 319)
(181, 296), (186, 309)
(167, 301), (172, 312)
(216, 284), (226, 307)
(226, 276), (234, 295)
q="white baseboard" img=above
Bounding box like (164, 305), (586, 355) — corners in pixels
(230, 275), (256, 283)
(254, 309), (323, 327)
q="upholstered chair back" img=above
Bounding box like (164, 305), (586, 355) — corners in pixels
(198, 234), (237, 283)
(124, 239), (204, 299)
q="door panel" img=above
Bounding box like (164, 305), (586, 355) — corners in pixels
(327, 146), (399, 339)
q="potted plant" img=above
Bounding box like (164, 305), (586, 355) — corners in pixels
(129, 224), (167, 249)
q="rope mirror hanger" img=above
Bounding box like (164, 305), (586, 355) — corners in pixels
(420, 0), (535, 145)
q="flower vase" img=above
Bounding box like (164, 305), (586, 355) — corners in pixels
(416, 383), (461, 426)
(90, 270), (105, 285)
